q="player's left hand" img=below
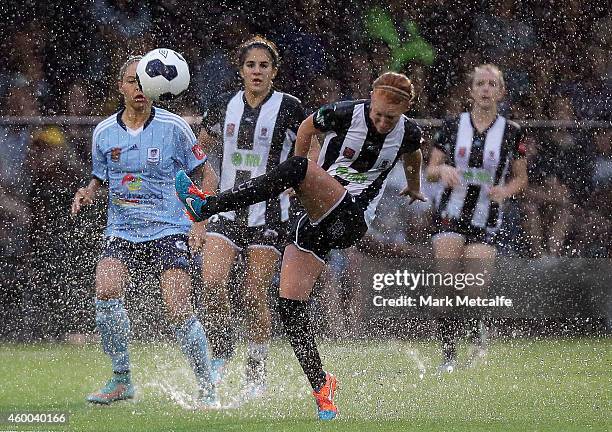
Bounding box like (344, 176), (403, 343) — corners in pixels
(399, 187), (427, 205)
(188, 221), (207, 255)
(488, 186), (508, 204)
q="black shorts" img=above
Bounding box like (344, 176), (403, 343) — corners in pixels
(293, 192), (368, 262)
(101, 234), (191, 276)
(430, 215), (497, 246)
(206, 215), (291, 254)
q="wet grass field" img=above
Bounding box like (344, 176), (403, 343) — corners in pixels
(0, 338), (609, 431)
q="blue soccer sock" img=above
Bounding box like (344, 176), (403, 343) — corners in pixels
(95, 298), (131, 375)
(175, 316), (213, 391)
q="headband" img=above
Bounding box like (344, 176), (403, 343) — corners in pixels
(374, 85), (413, 102)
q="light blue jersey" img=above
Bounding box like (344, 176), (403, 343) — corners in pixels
(92, 107), (206, 242)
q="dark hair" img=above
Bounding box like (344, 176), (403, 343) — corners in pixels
(372, 72), (415, 106)
(236, 36), (280, 68)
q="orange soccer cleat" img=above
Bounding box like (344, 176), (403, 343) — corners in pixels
(312, 372), (338, 420)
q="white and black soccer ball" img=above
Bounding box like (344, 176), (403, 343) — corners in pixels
(136, 48), (190, 101)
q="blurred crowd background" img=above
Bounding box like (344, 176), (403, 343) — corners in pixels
(0, 0), (610, 340)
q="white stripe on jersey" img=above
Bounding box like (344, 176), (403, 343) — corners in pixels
(471, 116), (506, 227)
(443, 113), (472, 219)
(279, 129), (296, 221)
(155, 117), (197, 144)
(248, 92), (283, 226)
(93, 115), (117, 144)
(156, 109), (197, 142)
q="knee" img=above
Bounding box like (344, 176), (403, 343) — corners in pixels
(165, 303), (192, 325)
(95, 285), (122, 301)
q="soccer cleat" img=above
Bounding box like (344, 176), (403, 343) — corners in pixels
(437, 359), (458, 374)
(312, 372), (338, 420)
(175, 170), (214, 222)
(210, 359), (227, 387)
(86, 375), (135, 404)
(242, 358), (267, 399)
(197, 387), (221, 410)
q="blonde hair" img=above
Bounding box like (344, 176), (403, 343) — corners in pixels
(372, 72), (415, 106)
(469, 64), (505, 91)
(118, 55), (143, 81)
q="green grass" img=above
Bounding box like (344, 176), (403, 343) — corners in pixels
(0, 338), (610, 431)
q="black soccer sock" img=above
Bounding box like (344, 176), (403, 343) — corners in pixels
(206, 156), (308, 216)
(437, 316), (459, 362)
(278, 297), (327, 391)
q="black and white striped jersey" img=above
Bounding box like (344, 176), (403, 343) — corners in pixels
(202, 90), (305, 227)
(313, 99), (423, 227)
(433, 112), (526, 230)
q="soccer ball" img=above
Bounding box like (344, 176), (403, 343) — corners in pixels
(136, 48), (190, 101)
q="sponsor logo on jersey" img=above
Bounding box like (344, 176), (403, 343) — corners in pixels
(343, 147), (356, 159)
(231, 152), (261, 167)
(336, 166), (368, 183)
(462, 169), (493, 185)
(226, 123), (235, 137)
(458, 147), (466, 158)
(315, 108), (325, 125)
(111, 147), (121, 162)
(114, 174), (161, 206)
(175, 240), (188, 251)
(192, 144), (206, 160)
(518, 139), (527, 156)
(147, 147), (160, 164)
(121, 174), (142, 191)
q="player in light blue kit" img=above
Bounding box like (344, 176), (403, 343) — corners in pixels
(71, 56), (219, 407)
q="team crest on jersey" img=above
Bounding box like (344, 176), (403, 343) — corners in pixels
(343, 147), (356, 159)
(147, 147), (160, 164)
(226, 123), (235, 137)
(458, 147), (466, 158)
(192, 144), (206, 160)
(488, 150), (496, 160)
(260, 127), (268, 137)
(518, 139), (528, 156)
(380, 160), (390, 169)
(111, 147), (121, 162)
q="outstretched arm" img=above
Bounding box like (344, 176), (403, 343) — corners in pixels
(399, 149), (426, 204)
(71, 178), (102, 215)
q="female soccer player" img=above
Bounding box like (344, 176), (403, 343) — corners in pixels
(195, 36), (306, 399)
(176, 71), (425, 419)
(426, 64), (528, 371)
(72, 56), (218, 407)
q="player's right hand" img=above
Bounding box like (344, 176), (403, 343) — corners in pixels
(438, 165), (461, 188)
(71, 187), (94, 216)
